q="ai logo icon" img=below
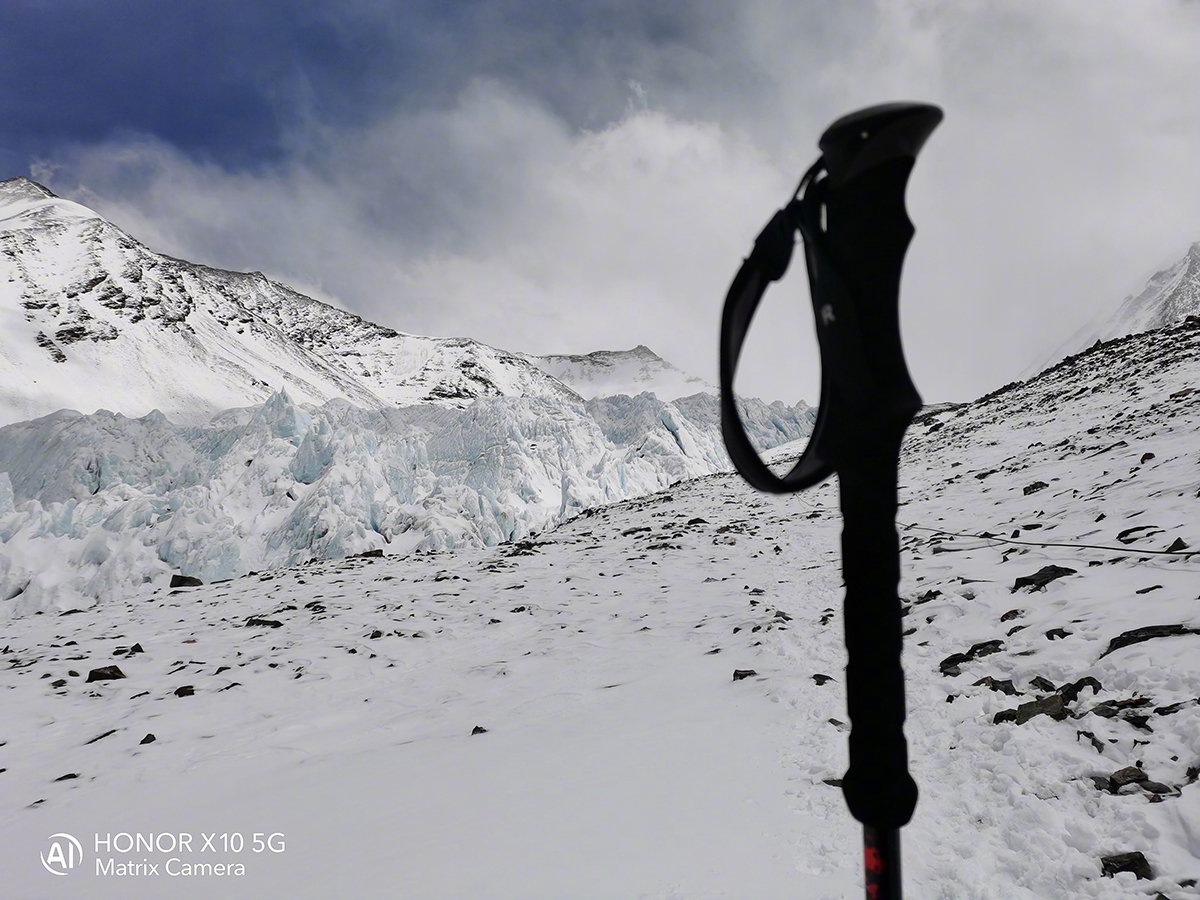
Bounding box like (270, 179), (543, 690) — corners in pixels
(41, 833), (84, 876)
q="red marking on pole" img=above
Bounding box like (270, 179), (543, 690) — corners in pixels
(865, 846), (885, 874)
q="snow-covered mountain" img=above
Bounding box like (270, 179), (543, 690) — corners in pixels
(1021, 241), (1200, 379)
(2, 314), (1198, 898)
(0, 176), (581, 428)
(0, 174), (823, 613)
(524, 344), (716, 400)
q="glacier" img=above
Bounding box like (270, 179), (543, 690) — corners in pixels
(0, 388), (814, 615)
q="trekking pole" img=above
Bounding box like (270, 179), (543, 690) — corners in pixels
(718, 102), (943, 900)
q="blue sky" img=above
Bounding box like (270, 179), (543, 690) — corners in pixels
(3, 1), (1200, 405)
(1, 1), (771, 174)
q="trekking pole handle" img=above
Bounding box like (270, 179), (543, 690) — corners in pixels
(719, 102), (943, 900)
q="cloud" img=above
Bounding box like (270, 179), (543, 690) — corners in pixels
(28, 0), (1200, 407)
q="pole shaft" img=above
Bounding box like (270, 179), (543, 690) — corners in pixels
(834, 424), (918, 900)
(864, 826), (902, 899)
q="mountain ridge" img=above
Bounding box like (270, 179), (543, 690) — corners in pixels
(0, 176), (738, 426)
(1021, 240), (1200, 379)
(0, 178), (586, 427)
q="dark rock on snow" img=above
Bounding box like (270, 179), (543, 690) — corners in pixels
(86, 665), (126, 683)
(1011, 565), (1077, 593)
(1099, 624), (1200, 659)
(1099, 851), (1152, 880)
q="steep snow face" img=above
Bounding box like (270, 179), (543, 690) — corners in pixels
(0, 177), (578, 428)
(1022, 241), (1200, 379)
(525, 344), (717, 400)
(0, 388), (813, 614)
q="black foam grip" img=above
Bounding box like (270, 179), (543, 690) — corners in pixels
(836, 425), (919, 828)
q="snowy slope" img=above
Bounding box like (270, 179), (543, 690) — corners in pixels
(1021, 241), (1200, 379)
(0, 388), (815, 614)
(0, 177), (578, 428)
(525, 344), (717, 401)
(2, 316), (1199, 898)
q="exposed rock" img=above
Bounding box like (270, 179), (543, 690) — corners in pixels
(471, 725), (488, 735)
(1116, 525), (1158, 545)
(85, 665), (126, 683)
(812, 674), (833, 685)
(732, 669), (758, 682)
(174, 685), (195, 697)
(1011, 565), (1077, 593)
(245, 617), (283, 628)
(1109, 766), (1144, 789)
(993, 693), (1068, 725)
(170, 575), (203, 588)
(939, 640), (1004, 676)
(1140, 780), (1174, 795)
(1099, 624), (1200, 659)
(973, 676), (1020, 696)
(140, 734), (156, 744)
(1022, 481), (1049, 495)
(1055, 677), (1102, 704)
(1099, 851), (1152, 880)
(1154, 700), (1191, 716)
(1090, 697), (1152, 718)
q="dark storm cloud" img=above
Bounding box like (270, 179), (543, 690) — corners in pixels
(8, 1), (1200, 406)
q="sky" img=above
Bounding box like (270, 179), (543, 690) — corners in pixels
(3, 0), (1199, 407)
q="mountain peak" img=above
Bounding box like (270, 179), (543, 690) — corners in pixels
(526, 345), (716, 401)
(0, 176), (59, 206)
(1022, 238), (1200, 380)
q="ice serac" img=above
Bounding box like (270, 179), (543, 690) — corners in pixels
(525, 345), (717, 401)
(0, 388), (814, 614)
(0, 177), (578, 428)
(1022, 241), (1200, 379)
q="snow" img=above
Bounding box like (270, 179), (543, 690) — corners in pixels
(1021, 241), (1200, 379)
(526, 344), (717, 401)
(0, 178), (588, 428)
(1, 316), (1199, 897)
(0, 388), (814, 614)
